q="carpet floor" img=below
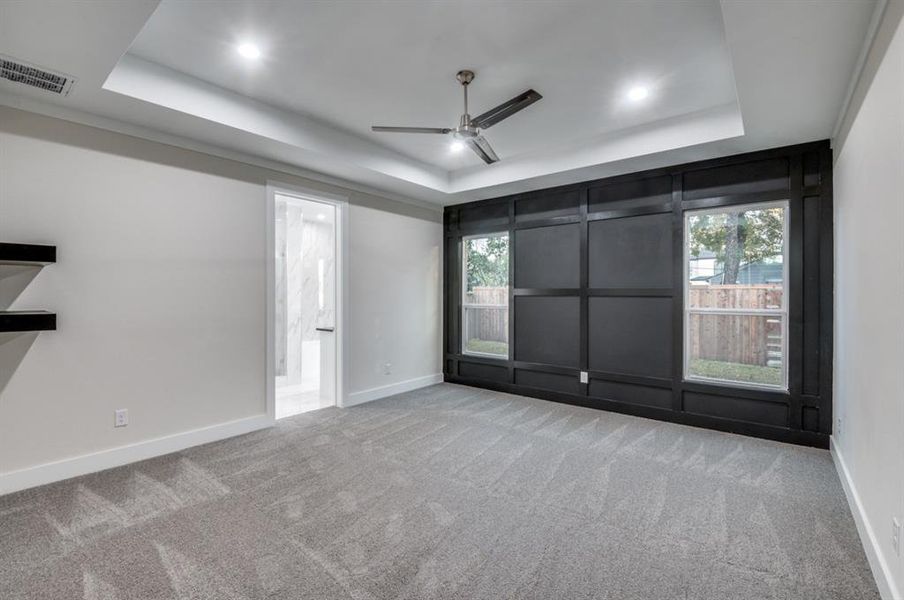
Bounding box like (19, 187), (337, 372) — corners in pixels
(0, 383), (879, 599)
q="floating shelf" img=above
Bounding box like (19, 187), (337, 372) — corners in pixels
(0, 242), (57, 333)
(0, 242), (56, 266)
(0, 311), (56, 333)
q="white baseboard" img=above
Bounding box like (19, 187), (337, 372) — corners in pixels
(831, 437), (902, 600)
(0, 373), (445, 494)
(342, 373), (443, 407)
(0, 414), (273, 496)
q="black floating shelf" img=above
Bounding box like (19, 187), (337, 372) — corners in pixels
(0, 242), (56, 266)
(0, 311), (57, 333)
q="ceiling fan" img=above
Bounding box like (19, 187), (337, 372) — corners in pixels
(372, 70), (542, 164)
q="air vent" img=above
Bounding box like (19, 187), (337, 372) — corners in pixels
(0, 54), (75, 96)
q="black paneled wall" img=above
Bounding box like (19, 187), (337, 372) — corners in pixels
(444, 141), (833, 447)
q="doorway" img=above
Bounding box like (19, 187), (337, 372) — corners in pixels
(268, 186), (343, 419)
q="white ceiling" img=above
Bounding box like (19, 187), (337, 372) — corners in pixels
(127, 0), (738, 171)
(0, 0), (881, 206)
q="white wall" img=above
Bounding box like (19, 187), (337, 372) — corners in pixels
(347, 204), (442, 402)
(833, 9), (904, 600)
(0, 106), (442, 491)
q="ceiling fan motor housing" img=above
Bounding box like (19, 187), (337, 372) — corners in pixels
(455, 117), (479, 138)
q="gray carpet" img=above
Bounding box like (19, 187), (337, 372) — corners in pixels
(0, 383), (878, 599)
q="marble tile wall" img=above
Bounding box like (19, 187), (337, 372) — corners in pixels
(275, 197), (335, 387)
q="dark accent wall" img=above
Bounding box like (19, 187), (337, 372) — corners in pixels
(443, 141), (833, 448)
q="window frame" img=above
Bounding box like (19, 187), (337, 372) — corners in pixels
(461, 231), (510, 359)
(682, 200), (790, 392)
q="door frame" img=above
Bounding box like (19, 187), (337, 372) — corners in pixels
(266, 181), (348, 422)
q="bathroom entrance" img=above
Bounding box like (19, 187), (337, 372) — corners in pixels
(271, 189), (341, 418)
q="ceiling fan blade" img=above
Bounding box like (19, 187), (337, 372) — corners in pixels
(466, 135), (500, 164)
(471, 89), (542, 129)
(371, 126), (451, 134)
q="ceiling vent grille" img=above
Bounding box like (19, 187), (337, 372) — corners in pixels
(0, 55), (75, 96)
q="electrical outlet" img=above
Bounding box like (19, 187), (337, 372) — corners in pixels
(579, 371), (588, 384)
(892, 517), (901, 556)
(835, 416), (842, 437)
(383, 362), (392, 375)
(114, 409), (128, 428)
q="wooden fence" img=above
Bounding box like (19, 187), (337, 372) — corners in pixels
(687, 313), (782, 366)
(464, 287), (508, 343)
(688, 285), (783, 311)
(689, 285), (783, 366)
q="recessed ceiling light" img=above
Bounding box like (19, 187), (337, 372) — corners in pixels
(237, 43), (261, 60)
(450, 141), (465, 153)
(627, 86), (650, 102)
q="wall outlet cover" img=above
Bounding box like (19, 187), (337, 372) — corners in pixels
(114, 409), (128, 428)
(579, 371), (589, 384)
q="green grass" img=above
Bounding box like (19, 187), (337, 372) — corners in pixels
(465, 339), (508, 356)
(689, 358), (782, 386)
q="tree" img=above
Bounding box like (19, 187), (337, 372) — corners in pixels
(466, 235), (508, 291)
(689, 207), (784, 284)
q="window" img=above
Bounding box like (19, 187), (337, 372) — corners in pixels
(462, 232), (509, 357)
(684, 202), (788, 390)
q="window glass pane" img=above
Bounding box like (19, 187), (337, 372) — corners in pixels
(687, 313), (784, 388)
(687, 205), (785, 309)
(464, 307), (509, 355)
(463, 234), (509, 357)
(685, 202), (788, 390)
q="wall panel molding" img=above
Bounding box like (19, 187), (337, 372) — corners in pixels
(444, 141), (833, 447)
